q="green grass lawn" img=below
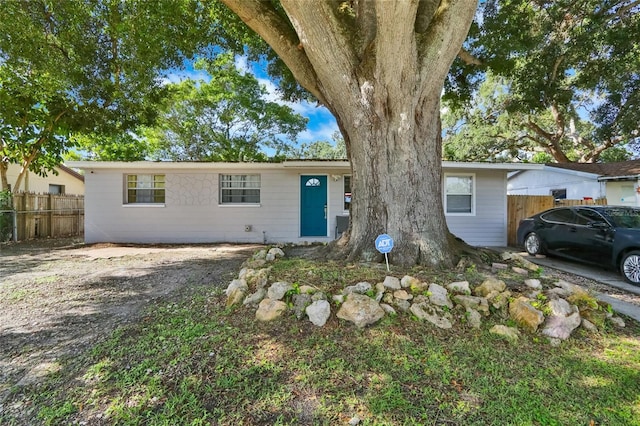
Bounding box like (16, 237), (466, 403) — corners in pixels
(20, 258), (640, 425)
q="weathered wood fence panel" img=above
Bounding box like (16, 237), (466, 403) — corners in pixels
(9, 192), (84, 241)
(507, 195), (555, 246)
(507, 195), (608, 246)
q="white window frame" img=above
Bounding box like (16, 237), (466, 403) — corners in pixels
(124, 174), (166, 206)
(343, 174), (351, 213)
(219, 174), (261, 205)
(444, 173), (476, 216)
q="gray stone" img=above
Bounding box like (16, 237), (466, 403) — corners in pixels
(380, 303), (397, 315)
(267, 247), (285, 258)
(413, 294), (429, 304)
(547, 287), (570, 298)
(226, 278), (248, 307)
(243, 288), (267, 306)
(511, 266), (529, 275)
(348, 416), (361, 426)
(393, 289), (413, 301)
(255, 299), (287, 322)
(474, 278), (506, 297)
(410, 303), (452, 329)
(336, 293), (385, 328)
(267, 281), (294, 301)
(509, 297), (544, 332)
(487, 290), (511, 310)
(492, 262), (509, 271)
(447, 281), (471, 294)
(311, 292), (327, 302)
(401, 275), (420, 289)
(542, 312), (582, 340)
(501, 252), (514, 261)
(244, 268), (270, 289)
(453, 295), (489, 314)
(466, 308), (482, 329)
(344, 282), (373, 295)
(556, 281), (596, 304)
(524, 279), (542, 290)
(292, 293), (312, 319)
(265, 253), (276, 262)
(395, 299), (411, 312)
(382, 276), (401, 290)
(489, 325), (520, 341)
(306, 300), (331, 326)
(253, 249), (268, 260)
(609, 316), (626, 328)
(226, 278), (248, 296)
(581, 318), (599, 332)
(375, 282), (386, 302)
(428, 283), (453, 309)
(548, 298), (576, 316)
(521, 258), (540, 271)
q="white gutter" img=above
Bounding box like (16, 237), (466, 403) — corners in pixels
(597, 175), (640, 182)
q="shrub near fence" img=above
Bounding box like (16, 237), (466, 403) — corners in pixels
(8, 192), (84, 241)
(0, 191), (12, 241)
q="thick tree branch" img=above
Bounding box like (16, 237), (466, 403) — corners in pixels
(374, 0), (420, 100)
(354, 0), (377, 58)
(417, 0), (478, 92)
(458, 47), (483, 65)
(220, 0), (326, 104)
(415, 0), (440, 33)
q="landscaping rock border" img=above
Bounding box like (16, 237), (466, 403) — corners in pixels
(226, 248), (626, 342)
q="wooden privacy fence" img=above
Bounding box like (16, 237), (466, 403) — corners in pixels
(506, 195), (608, 246)
(1, 192), (84, 241)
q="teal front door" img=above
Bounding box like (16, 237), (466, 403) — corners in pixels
(300, 175), (327, 236)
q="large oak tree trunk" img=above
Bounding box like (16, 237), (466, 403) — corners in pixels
(334, 87), (458, 267)
(222, 0), (477, 267)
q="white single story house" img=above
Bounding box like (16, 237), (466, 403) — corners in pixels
(5, 163), (85, 195)
(67, 160), (543, 247)
(508, 160), (640, 206)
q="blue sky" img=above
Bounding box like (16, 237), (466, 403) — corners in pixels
(162, 55), (340, 148)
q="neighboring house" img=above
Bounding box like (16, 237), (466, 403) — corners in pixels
(67, 160), (543, 247)
(4, 163), (85, 195)
(508, 160), (640, 206)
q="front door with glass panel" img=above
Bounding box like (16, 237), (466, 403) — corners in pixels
(300, 175), (327, 236)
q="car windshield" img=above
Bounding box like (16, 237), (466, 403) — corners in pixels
(602, 207), (640, 228)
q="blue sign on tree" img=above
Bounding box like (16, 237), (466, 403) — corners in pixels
(375, 234), (394, 254)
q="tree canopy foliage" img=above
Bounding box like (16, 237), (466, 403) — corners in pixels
(445, 0), (640, 163)
(140, 54), (307, 162)
(0, 0), (219, 190)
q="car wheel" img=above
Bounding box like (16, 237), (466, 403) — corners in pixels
(621, 251), (640, 285)
(524, 232), (544, 256)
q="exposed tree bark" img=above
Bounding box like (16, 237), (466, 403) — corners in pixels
(0, 161), (8, 192)
(222, 0), (478, 267)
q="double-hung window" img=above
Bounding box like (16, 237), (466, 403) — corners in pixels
(445, 174), (475, 215)
(126, 174), (165, 204)
(220, 174), (260, 204)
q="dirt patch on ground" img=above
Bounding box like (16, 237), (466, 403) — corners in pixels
(0, 238), (260, 414)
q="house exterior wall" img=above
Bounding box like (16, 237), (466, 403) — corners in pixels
(5, 164), (85, 195)
(82, 164), (509, 247)
(605, 180), (640, 206)
(507, 169), (604, 200)
(445, 169), (508, 246)
(83, 166), (348, 244)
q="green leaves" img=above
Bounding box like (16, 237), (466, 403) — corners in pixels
(143, 54), (307, 162)
(446, 0), (640, 163)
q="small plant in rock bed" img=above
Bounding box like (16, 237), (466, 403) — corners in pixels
(283, 282), (301, 304)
